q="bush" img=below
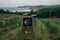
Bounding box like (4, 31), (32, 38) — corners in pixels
(41, 20), (58, 34)
(0, 22), (3, 27)
(0, 9), (6, 13)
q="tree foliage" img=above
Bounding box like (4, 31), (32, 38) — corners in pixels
(0, 21), (3, 27)
(36, 7), (60, 18)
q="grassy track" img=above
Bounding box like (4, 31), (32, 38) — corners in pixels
(34, 18), (51, 40)
(35, 18), (60, 40)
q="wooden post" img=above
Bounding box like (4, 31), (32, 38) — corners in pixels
(21, 15), (35, 40)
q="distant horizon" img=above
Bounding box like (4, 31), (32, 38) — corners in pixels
(0, 4), (60, 8)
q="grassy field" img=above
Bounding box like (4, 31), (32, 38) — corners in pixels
(34, 18), (60, 40)
(0, 14), (60, 40)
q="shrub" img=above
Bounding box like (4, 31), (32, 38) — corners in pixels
(0, 22), (3, 27)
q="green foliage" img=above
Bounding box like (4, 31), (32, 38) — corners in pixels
(41, 20), (58, 34)
(5, 17), (21, 30)
(36, 7), (60, 18)
(0, 9), (6, 13)
(50, 27), (57, 34)
(0, 9), (12, 13)
(0, 21), (3, 27)
(0, 28), (8, 35)
(0, 31), (5, 35)
(5, 19), (13, 26)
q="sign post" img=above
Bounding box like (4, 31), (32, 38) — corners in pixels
(21, 15), (35, 40)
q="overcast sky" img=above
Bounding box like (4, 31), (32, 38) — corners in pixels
(0, 0), (60, 7)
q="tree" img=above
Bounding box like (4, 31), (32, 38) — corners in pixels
(0, 9), (6, 13)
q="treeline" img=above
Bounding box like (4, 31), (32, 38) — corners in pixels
(35, 7), (60, 18)
(0, 9), (11, 13)
(0, 9), (24, 15)
(0, 7), (60, 18)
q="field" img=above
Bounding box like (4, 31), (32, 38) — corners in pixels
(0, 14), (60, 40)
(34, 18), (60, 40)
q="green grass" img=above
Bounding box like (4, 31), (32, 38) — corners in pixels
(35, 18), (60, 40)
(0, 14), (60, 40)
(0, 14), (22, 40)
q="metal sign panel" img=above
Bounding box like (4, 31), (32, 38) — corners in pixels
(23, 18), (32, 26)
